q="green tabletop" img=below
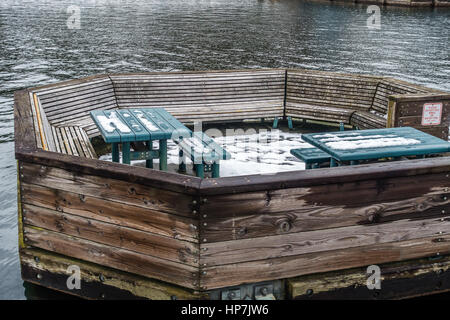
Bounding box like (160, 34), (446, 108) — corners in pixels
(301, 127), (450, 162)
(90, 108), (189, 143)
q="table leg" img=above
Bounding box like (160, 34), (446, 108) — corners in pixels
(146, 140), (153, 169)
(122, 142), (130, 164)
(194, 164), (204, 178)
(330, 158), (337, 167)
(179, 149), (186, 173)
(212, 163), (220, 178)
(112, 143), (119, 163)
(159, 139), (167, 171)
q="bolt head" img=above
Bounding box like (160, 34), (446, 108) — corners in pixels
(260, 287), (268, 296)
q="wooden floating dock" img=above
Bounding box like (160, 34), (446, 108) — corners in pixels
(14, 68), (450, 299)
(307, 0), (450, 7)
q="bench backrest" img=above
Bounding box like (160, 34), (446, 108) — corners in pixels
(33, 76), (117, 138)
(286, 70), (379, 112)
(371, 79), (430, 115)
(110, 69), (286, 122)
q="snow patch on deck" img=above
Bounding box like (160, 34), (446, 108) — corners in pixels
(100, 130), (311, 177)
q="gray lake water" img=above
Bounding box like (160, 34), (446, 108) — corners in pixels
(0, 0), (449, 299)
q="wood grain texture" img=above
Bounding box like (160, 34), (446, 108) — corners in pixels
(23, 226), (199, 290)
(288, 254), (450, 299)
(16, 153), (201, 194)
(199, 157), (450, 195)
(200, 233), (450, 289)
(201, 172), (449, 242)
(20, 162), (197, 218)
(20, 247), (204, 300)
(201, 215), (450, 266)
(20, 182), (198, 242)
(14, 89), (38, 154)
(23, 204), (198, 266)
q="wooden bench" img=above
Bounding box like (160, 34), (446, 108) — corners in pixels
(50, 125), (97, 158)
(31, 76), (118, 138)
(285, 70), (379, 126)
(110, 70), (286, 124)
(176, 131), (231, 178)
(350, 79), (431, 130)
(290, 147), (331, 169)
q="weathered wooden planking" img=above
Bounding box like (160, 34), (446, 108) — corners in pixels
(38, 80), (114, 103)
(16, 151), (200, 194)
(287, 92), (372, 110)
(286, 96), (368, 111)
(200, 172), (449, 241)
(20, 162), (197, 217)
(20, 183), (198, 242)
(23, 204), (198, 266)
(199, 232), (450, 290)
(285, 103), (355, 123)
(14, 90), (38, 154)
(287, 254), (450, 299)
(23, 226), (199, 290)
(20, 248), (204, 300)
(350, 111), (386, 129)
(199, 157), (450, 195)
(35, 77), (117, 128)
(389, 95), (450, 140)
(111, 70), (285, 123)
(370, 80), (430, 114)
(200, 215), (450, 266)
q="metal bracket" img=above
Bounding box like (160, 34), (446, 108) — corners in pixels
(254, 284), (276, 300)
(221, 288), (241, 300)
(209, 280), (283, 300)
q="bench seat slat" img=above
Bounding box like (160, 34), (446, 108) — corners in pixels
(350, 111), (386, 130)
(290, 147), (331, 164)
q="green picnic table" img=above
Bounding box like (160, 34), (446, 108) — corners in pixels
(301, 127), (450, 167)
(90, 108), (190, 170)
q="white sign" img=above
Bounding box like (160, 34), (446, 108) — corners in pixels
(422, 102), (443, 126)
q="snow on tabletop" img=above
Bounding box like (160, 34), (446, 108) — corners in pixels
(97, 112), (131, 133)
(133, 111), (160, 132)
(325, 137), (421, 150)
